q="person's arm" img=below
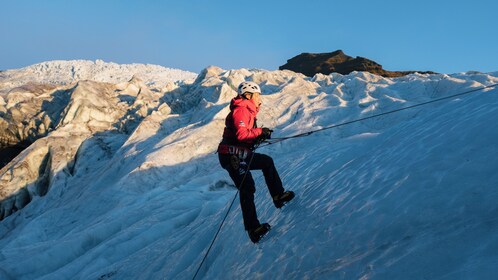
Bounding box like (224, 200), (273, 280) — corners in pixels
(232, 108), (262, 143)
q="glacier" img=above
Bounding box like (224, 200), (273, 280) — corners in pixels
(0, 62), (498, 279)
(0, 60), (197, 93)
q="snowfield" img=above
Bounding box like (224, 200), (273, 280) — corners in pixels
(0, 62), (498, 280)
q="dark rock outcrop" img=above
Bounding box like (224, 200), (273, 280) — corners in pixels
(0, 145), (28, 169)
(279, 50), (436, 77)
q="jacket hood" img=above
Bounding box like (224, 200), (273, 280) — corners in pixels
(230, 96), (259, 115)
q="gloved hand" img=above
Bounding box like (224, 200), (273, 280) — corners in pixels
(260, 127), (273, 140)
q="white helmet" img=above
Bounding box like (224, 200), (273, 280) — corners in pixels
(237, 81), (261, 96)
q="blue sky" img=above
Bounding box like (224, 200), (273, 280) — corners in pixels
(1, 0), (497, 74)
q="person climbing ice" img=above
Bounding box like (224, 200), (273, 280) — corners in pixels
(217, 81), (295, 243)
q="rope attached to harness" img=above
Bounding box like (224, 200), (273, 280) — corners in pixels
(257, 83), (498, 149)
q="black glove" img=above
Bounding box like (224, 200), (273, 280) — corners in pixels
(260, 127), (273, 140)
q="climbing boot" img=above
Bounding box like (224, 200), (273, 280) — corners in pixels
(273, 191), (295, 208)
(248, 223), (271, 243)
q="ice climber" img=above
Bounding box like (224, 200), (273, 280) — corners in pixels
(218, 81), (295, 243)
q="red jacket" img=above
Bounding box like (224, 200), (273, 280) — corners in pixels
(221, 96), (262, 148)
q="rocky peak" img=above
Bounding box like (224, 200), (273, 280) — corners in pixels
(279, 50), (435, 77)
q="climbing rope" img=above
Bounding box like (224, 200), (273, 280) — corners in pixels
(192, 148), (257, 280)
(192, 82), (498, 279)
(257, 83), (498, 149)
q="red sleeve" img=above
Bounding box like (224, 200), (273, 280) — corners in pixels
(232, 107), (262, 143)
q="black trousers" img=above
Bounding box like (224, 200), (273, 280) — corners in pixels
(219, 152), (284, 231)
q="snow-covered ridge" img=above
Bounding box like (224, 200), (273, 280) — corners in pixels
(0, 65), (497, 279)
(0, 60), (198, 94)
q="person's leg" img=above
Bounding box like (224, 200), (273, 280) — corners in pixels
(249, 153), (284, 198)
(219, 154), (260, 230)
(234, 171), (260, 230)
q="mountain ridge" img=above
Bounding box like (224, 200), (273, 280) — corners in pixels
(0, 59), (197, 95)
